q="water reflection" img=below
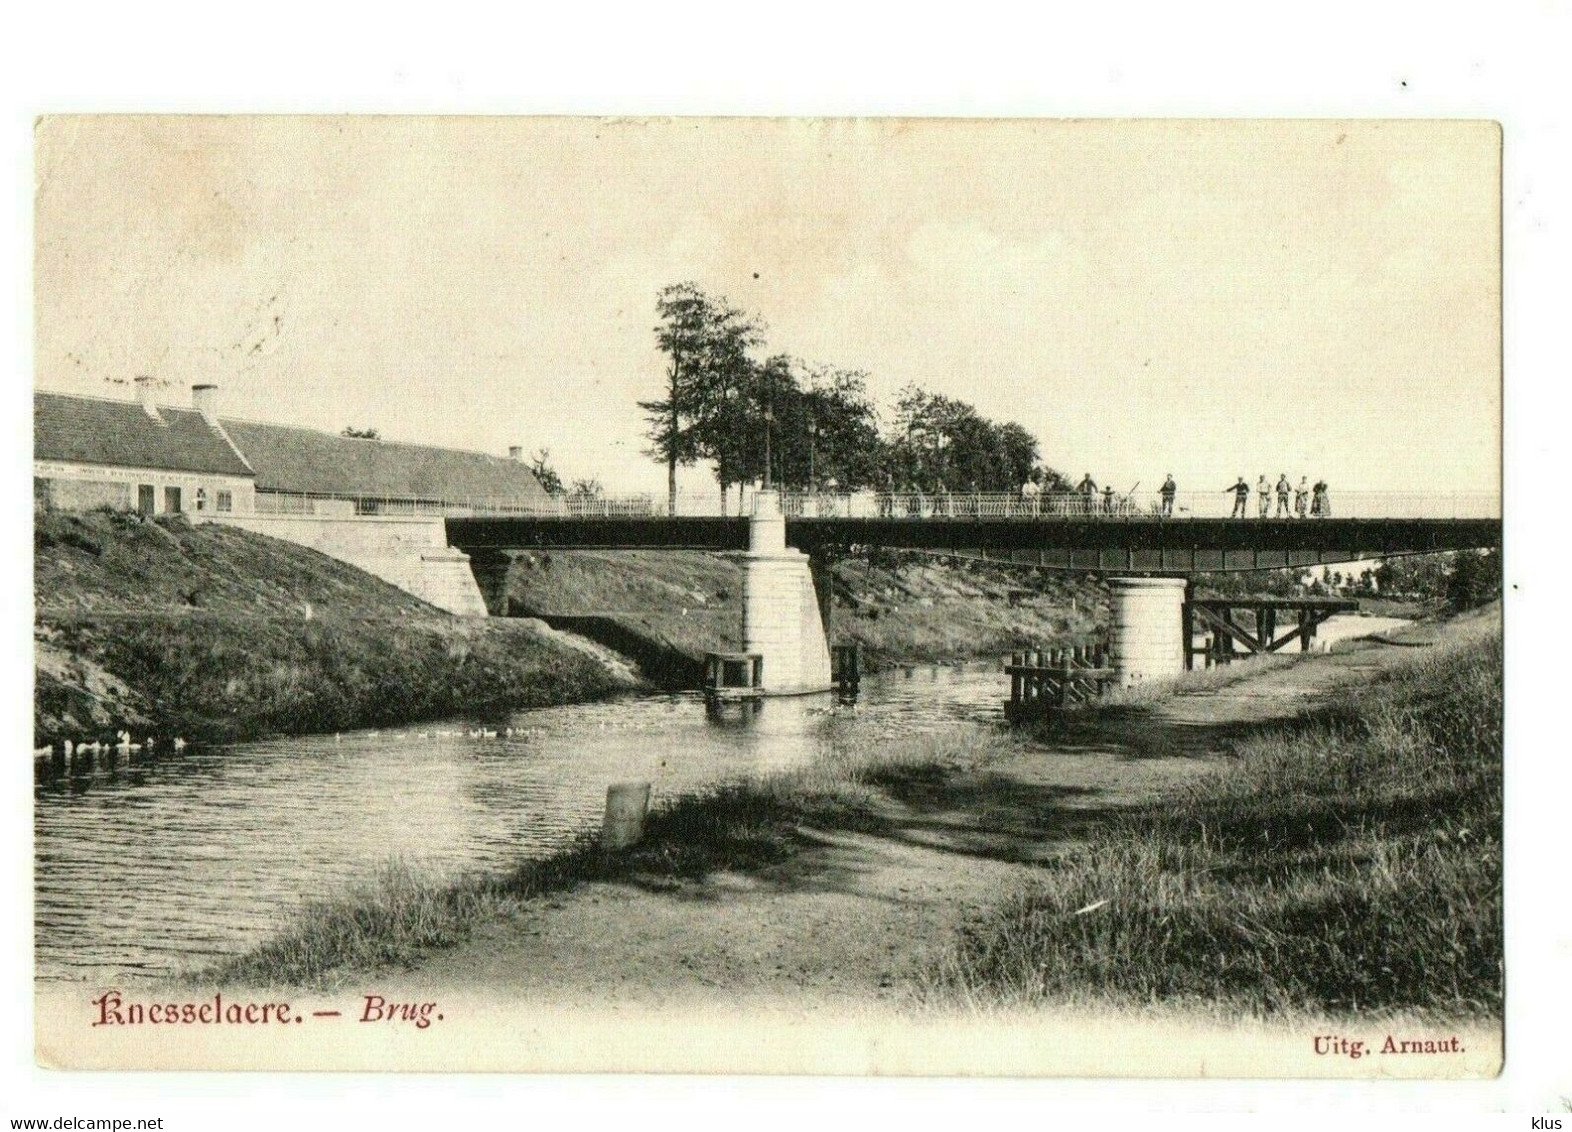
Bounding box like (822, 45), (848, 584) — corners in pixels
(35, 663), (1006, 982)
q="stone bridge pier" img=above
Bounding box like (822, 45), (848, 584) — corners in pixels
(1108, 577), (1188, 687)
(741, 491), (833, 693)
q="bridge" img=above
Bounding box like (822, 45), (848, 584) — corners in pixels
(249, 487), (1500, 696)
(438, 490), (1500, 574)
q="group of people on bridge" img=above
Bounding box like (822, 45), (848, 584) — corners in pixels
(1013, 471), (1334, 520)
(1224, 474), (1332, 519)
(774, 469), (1333, 520)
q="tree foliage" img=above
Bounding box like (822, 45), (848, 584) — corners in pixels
(1446, 550), (1502, 612)
(641, 282), (764, 507)
(1376, 551), (1501, 611)
(528, 448), (564, 495)
(884, 384), (1057, 491)
(639, 282), (1072, 497)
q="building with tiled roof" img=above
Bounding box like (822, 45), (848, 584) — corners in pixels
(34, 381), (256, 515)
(222, 418), (549, 510)
(34, 380), (533, 615)
(34, 381), (547, 518)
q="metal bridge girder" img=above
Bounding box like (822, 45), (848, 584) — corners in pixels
(445, 515), (1500, 573)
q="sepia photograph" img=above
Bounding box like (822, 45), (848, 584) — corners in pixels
(29, 114), (1504, 1078)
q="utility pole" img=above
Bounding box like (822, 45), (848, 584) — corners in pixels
(808, 418), (818, 489)
(763, 401), (774, 491)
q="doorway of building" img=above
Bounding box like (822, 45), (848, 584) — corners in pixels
(137, 484), (156, 516)
(163, 486), (182, 514)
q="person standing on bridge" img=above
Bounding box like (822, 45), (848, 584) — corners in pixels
(878, 473), (894, 518)
(1255, 475), (1271, 518)
(1077, 473), (1098, 516)
(1295, 475), (1309, 518)
(1102, 484), (1116, 515)
(1227, 476), (1251, 518)
(1020, 471), (1041, 517)
(1312, 478), (1330, 517)
(1275, 473), (1292, 517)
(1160, 474), (1177, 517)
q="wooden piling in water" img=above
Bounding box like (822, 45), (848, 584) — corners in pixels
(703, 651), (765, 699)
(831, 643), (861, 693)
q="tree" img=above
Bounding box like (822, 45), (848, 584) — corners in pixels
(340, 426), (380, 440)
(640, 283), (764, 513)
(685, 354), (887, 494)
(1374, 553), (1454, 600)
(697, 351), (791, 493)
(1447, 549), (1501, 612)
(528, 448), (564, 495)
(638, 283), (1066, 504)
(795, 363), (885, 489)
(993, 422), (1052, 491)
(883, 385), (1047, 491)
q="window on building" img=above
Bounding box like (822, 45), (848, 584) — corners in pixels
(195, 488), (208, 512)
(216, 490), (232, 513)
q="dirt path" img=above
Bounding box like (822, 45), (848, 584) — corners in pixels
(387, 614), (1489, 1012)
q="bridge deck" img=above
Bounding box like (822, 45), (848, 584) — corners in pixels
(446, 515), (1501, 573)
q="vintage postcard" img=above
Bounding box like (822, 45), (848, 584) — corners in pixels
(31, 116), (1502, 1075)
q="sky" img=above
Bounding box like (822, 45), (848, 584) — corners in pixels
(34, 116), (1500, 496)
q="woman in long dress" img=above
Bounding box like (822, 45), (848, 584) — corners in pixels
(1311, 479), (1329, 517)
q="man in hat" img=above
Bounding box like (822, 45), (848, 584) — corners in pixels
(1227, 476), (1251, 518)
(1160, 473), (1177, 517)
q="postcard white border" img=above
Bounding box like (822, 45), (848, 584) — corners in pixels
(4, 1), (1566, 1124)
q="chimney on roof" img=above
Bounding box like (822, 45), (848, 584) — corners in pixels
(508, 446), (523, 462)
(192, 383), (220, 423)
(134, 376), (162, 421)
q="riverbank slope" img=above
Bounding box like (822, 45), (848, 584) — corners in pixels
(35, 515), (1111, 746)
(496, 548), (1110, 682)
(33, 510), (636, 747)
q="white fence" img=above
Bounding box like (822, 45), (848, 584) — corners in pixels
(252, 488), (1500, 522)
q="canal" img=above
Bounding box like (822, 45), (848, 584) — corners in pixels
(33, 613), (1404, 983)
(35, 661), (1008, 983)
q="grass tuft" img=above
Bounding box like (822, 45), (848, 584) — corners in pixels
(929, 629), (1503, 1018)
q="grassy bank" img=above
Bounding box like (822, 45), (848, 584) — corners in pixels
(199, 727), (1011, 988)
(498, 548), (1108, 675)
(34, 511), (632, 747)
(931, 627), (1503, 1019)
(36, 511), (1107, 743)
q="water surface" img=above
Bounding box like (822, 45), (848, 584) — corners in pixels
(35, 663), (1004, 981)
(34, 614), (1400, 982)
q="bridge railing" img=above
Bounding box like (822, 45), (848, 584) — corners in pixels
(250, 490), (732, 519)
(250, 488), (1500, 522)
(777, 490), (1499, 521)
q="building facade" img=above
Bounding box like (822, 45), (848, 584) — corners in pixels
(33, 380), (257, 516)
(34, 380), (547, 617)
(33, 380), (546, 516)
